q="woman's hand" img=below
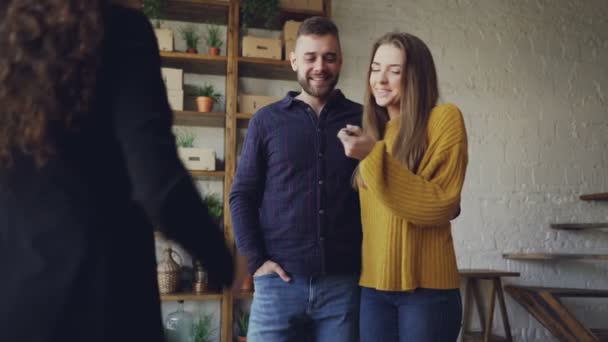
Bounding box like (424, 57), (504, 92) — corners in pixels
(337, 124), (377, 160)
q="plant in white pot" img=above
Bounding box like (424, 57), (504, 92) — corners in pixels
(143, 0), (173, 51)
(175, 129), (216, 171)
(195, 83), (222, 113)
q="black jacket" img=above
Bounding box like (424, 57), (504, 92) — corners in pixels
(0, 5), (232, 342)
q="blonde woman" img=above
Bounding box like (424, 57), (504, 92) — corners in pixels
(338, 32), (467, 341)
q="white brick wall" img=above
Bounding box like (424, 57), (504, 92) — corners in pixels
(334, 0), (608, 340)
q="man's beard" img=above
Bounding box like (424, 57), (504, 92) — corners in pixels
(297, 71), (340, 99)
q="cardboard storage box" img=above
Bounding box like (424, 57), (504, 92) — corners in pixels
(242, 36), (282, 60)
(239, 94), (280, 114)
(178, 147), (216, 171)
(161, 68), (183, 90)
(154, 28), (173, 52)
(167, 89), (184, 111)
(285, 40), (296, 60)
(279, 0), (323, 12)
(283, 20), (302, 43)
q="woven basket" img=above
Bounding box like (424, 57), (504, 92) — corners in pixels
(157, 246), (182, 294)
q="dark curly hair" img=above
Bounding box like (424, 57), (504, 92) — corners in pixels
(0, 0), (106, 167)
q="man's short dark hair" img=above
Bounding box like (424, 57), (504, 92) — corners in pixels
(297, 16), (339, 40)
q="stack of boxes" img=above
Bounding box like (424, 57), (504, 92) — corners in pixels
(283, 20), (301, 60)
(155, 28), (174, 52)
(242, 36), (282, 60)
(238, 19), (303, 116)
(239, 95), (281, 114)
(161, 67), (184, 111)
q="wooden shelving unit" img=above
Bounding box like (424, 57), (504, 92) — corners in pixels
(162, 0), (230, 24)
(161, 291), (224, 301)
(173, 110), (225, 126)
(147, 1), (332, 341)
(233, 290), (254, 300)
(580, 192), (608, 201)
(238, 57), (294, 80)
(161, 51), (227, 75)
(189, 170), (225, 178)
(235, 112), (253, 120)
(550, 223), (608, 231)
(503, 253), (608, 261)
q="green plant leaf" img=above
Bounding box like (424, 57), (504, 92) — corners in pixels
(202, 193), (223, 221)
(142, 0), (165, 28)
(175, 129), (196, 148)
(195, 83), (223, 104)
(180, 25), (200, 49)
(240, 0), (280, 32)
(236, 310), (249, 337)
(193, 313), (216, 342)
(205, 24), (223, 49)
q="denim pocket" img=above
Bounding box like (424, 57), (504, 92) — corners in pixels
(253, 272), (279, 280)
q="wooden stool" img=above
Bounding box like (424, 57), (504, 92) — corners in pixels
(459, 269), (520, 342)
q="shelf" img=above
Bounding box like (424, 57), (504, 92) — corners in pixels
(458, 269), (520, 278)
(580, 192), (608, 201)
(511, 286), (608, 298)
(233, 290), (254, 299)
(238, 57), (295, 81)
(161, 0), (230, 24)
(161, 51), (227, 75)
(245, 7), (326, 31)
(189, 170), (225, 178)
(550, 223), (608, 231)
(503, 253), (608, 261)
(158, 1), (328, 30)
(236, 112), (253, 120)
(161, 291), (223, 301)
(174, 110), (225, 126)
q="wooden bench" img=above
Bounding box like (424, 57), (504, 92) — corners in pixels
(459, 269), (520, 342)
(504, 285), (608, 342)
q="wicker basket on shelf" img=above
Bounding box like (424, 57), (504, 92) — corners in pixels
(157, 246), (182, 294)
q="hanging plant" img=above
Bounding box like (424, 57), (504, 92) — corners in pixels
(241, 0), (280, 32)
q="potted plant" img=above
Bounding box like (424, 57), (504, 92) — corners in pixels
(205, 24), (223, 56)
(240, 0), (280, 32)
(202, 193), (223, 225)
(236, 311), (249, 342)
(180, 25), (200, 53)
(143, 0), (173, 51)
(195, 83), (222, 113)
(142, 0), (163, 28)
(193, 313), (216, 342)
(175, 129), (216, 171)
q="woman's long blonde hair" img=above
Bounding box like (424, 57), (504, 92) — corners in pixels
(354, 32), (438, 187)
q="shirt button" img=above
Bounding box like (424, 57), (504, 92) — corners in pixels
(318, 180), (324, 185)
(318, 152), (323, 158)
(318, 209), (325, 215)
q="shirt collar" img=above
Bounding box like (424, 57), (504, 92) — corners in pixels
(279, 89), (346, 110)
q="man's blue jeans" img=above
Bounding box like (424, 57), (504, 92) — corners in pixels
(247, 273), (360, 342)
(360, 287), (462, 342)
